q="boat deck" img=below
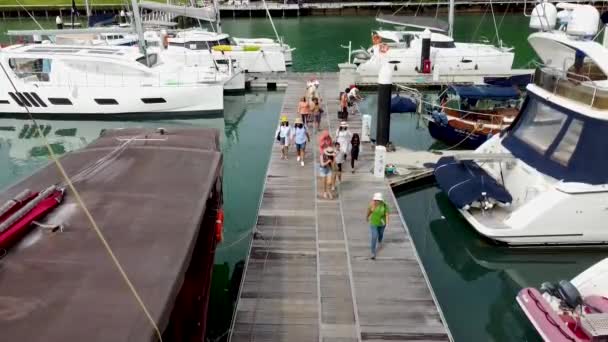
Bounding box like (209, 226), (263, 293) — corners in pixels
(230, 72), (451, 341)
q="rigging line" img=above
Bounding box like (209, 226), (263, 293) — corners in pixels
(0, 65), (163, 342)
(496, 2), (511, 33)
(391, 0), (411, 16)
(470, 4), (489, 43)
(489, 0), (502, 47)
(262, 0), (282, 46)
(14, 0), (50, 41)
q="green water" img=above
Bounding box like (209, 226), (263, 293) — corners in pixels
(0, 14), (537, 71)
(0, 92), (284, 341)
(0, 13), (599, 342)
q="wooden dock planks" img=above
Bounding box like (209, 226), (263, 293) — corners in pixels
(230, 73), (451, 342)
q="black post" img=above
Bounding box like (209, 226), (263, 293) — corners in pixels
(376, 63), (392, 146)
(420, 28), (431, 72)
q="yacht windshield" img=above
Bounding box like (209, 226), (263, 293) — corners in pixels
(503, 93), (608, 184)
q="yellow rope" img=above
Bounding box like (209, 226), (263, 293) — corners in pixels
(32, 123), (164, 341)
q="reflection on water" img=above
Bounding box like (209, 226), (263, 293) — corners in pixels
(397, 186), (606, 342)
(0, 91), (285, 341)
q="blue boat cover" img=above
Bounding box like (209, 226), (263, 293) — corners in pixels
(391, 95), (417, 113)
(484, 74), (533, 88)
(449, 85), (520, 101)
(434, 156), (512, 209)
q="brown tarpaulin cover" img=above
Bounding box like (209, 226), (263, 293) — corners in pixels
(0, 128), (222, 342)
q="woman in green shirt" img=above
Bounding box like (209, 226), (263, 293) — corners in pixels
(366, 192), (389, 260)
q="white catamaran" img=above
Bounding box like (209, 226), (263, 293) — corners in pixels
(352, 0), (523, 80)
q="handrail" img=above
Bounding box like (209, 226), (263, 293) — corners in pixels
(533, 63), (608, 109)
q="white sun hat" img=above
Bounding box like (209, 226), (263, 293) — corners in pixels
(372, 192), (384, 201)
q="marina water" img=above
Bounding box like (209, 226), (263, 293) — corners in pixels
(1, 14), (605, 342)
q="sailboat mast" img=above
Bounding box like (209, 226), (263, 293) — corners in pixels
(214, 0), (222, 33)
(262, 0), (282, 45)
(448, 0), (454, 38)
(130, 0), (147, 56)
(84, 0), (91, 18)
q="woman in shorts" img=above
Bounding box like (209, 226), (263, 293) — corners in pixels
(319, 147), (335, 199)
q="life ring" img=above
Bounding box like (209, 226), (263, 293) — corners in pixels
(379, 44), (389, 54)
(215, 208), (224, 243)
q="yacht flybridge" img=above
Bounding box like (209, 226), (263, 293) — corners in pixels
(0, 44), (223, 118)
(434, 2), (608, 246)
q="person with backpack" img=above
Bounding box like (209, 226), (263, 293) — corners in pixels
(366, 192), (389, 260)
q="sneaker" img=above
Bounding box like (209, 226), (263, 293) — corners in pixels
(370, 254), (376, 260)
(297, 156), (301, 162)
(301, 161), (305, 166)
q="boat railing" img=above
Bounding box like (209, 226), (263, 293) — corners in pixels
(15, 70), (222, 88)
(532, 62), (608, 110)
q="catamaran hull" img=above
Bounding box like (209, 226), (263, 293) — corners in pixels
(0, 83), (224, 119)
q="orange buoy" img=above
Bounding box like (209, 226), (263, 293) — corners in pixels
(215, 208), (224, 243)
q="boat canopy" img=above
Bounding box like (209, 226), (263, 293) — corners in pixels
(503, 91), (608, 185)
(528, 31), (608, 78)
(376, 14), (449, 32)
(139, 1), (216, 22)
(6, 27), (134, 37)
(0, 128), (223, 341)
(449, 85), (520, 101)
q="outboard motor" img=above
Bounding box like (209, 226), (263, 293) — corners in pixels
(557, 280), (583, 309)
(419, 29), (431, 73)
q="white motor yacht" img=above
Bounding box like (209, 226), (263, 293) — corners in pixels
(433, 3), (608, 246)
(0, 44), (224, 119)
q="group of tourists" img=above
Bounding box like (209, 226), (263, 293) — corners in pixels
(275, 78), (388, 259)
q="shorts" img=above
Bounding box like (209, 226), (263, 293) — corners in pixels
(296, 142), (306, 152)
(336, 163), (343, 172)
(314, 113), (321, 124)
(319, 166), (331, 177)
(301, 113), (311, 123)
(280, 137), (288, 146)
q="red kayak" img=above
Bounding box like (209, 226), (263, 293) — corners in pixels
(0, 186), (65, 250)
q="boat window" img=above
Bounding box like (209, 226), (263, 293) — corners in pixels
(512, 99), (568, 154)
(136, 53), (158, 67)
(48, 98), (73, 105)
(95, 98), (119, 105)
(431, 41), (456, 48)
(218, 38), (231, 46)
(8, 58), (52, 82)
(567, 57), (607, 81)
(551, 118), (583, 166)
(141, 98), (166, 104)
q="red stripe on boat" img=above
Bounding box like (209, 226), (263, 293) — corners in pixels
(516, 287), (585, 342)
(0, 190), (64, 250)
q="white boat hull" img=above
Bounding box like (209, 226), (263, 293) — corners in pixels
(0, 83), (223, 119)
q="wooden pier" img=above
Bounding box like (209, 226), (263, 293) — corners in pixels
(229, 73), (451, 341)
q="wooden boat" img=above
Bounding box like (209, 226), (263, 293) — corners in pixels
(427, 85), (522, 149)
